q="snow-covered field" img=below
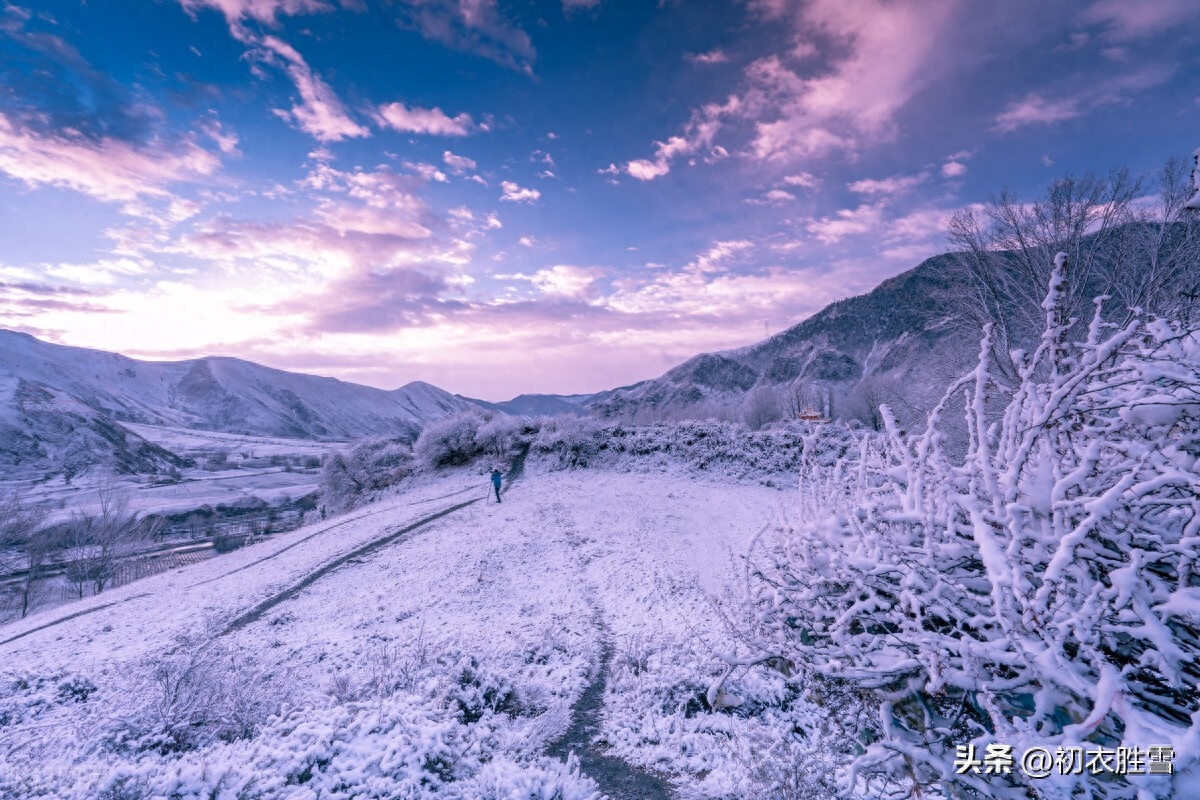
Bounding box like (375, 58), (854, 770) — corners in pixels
(0, 424), (345, 523)
(0, 467), (842, 799)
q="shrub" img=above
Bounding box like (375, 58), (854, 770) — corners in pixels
(413, 410), (488, 469)
(747, 257), (1200, 797)
(319, 438), (413, 513)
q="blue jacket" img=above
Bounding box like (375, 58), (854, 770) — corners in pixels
(490, 471), (503, 487)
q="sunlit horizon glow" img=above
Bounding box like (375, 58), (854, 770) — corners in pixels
(1, 0), (1196, 401)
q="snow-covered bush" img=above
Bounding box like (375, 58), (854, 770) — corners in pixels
(106, 631), (290, 755)
(474, 414), (529, 461)
(319, 438), (413, 513)
(414, 410), (489, 470)
(531, 415), (608, 468)
(747, 256), (1200, 797)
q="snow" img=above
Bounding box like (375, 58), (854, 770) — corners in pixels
(0, 467), (844, 798)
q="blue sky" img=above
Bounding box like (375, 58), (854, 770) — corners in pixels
(1, 0), (1197, 399)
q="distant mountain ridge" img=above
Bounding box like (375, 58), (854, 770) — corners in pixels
(0, 331), (478, 479)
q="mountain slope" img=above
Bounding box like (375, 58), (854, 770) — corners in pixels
(587, 253), (972, 423)
(0, 331), (475, 442)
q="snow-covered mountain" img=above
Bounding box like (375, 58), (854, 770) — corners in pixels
(587, 253), (972, 425)
(0, 331), (477, 478)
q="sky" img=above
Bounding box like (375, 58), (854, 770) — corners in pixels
(0, 0), (1197, 400)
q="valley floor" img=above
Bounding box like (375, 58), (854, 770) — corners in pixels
(0, 467), (843, 799)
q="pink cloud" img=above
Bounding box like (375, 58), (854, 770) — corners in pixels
(0, 112), (220, 204)
(443, 150), (477, 172)
(995, 68), (1171, 132)
(399, 0), (535, 73)
(259, 36), (370, 141)
(994, 93), (1081, 132)
(805, 203), (884, 245)
(377, 102), (475, 136)
(941, 160), (967, 178)
(743, 0), (959, 160)
(847, 172), (927, 195)
(783, 172), (820, 188)
(178, 0), (335, 40)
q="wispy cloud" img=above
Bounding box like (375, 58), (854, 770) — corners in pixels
(258, 36), (370, 141)
(687, 48), (729, 65)
(397, 0), (535, 73)
(1083, 0), (1200, 41)
(0, 112), (221, 204)
(994, 67), (1173, 132)
(847, 172), (927, 196)
(443, 150), (477, 172)
(377, 102), (475, 136)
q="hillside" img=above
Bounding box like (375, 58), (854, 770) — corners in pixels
(0, 331), (476, 479)
(588, 253), (972, 424)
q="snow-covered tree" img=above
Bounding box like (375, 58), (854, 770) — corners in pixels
(748, 254), (1200, 797)
(319, 438), (413, 513)
(413, 410), (488, 469)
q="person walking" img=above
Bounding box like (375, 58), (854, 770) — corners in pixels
(490, 468), (503, 503)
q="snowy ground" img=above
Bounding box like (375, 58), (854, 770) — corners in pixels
(0, 466), (847, 799)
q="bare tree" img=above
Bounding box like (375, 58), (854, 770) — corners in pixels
(1, 493), (52, 618)
(63, 483), (155, 597)
(743, 384), (782, 430)
(843, 376), (890, 431)
(946, 169), (1139, 381)
(947, 160), (1200, 381)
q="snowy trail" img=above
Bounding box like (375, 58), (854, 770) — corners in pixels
(548, 611), (674, 800)
(222, 497), (481, 633)
(0, 592), (152, 647)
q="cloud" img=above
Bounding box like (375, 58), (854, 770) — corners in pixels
(994, 93), (1081, 131)
(1083, 0), (1200, 41)
(0, 112), (220, 204)
(443, 150), (477, 172)
(624, 106), (726, 180)
(529, 265), (603, 298)
(745, 189), (796, 205)
(994, 67), (1172, 132)
(377, 102), (474, 135)
(806, 203), (885, 244)
(783, 172), (820, 188)
(941, 160), (967, 178)
(847, 172), (927, 195)
(626, 159), (671, 181)
(687, 48), (729, 65)
(500, 180), (540, 203)
(258, 36), (369, 141)
(404, 161), (448, 183)
(688, 239), (753, 273)
(178, 0), (334, 35)
(518, 235), (536, 247)
(562, 0), (600, 10)
(742, 0), (959, 161)
(397, 0), (535, 73)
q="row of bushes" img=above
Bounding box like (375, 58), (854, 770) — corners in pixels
(318, 411), (857, 515)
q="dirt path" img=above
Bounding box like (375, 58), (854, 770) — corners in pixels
(548, 614), (675, 800)
(222, 497), (480, 634)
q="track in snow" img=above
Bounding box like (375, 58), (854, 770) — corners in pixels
(548, 615), (674, 800)
(222, 497), (480, 634)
